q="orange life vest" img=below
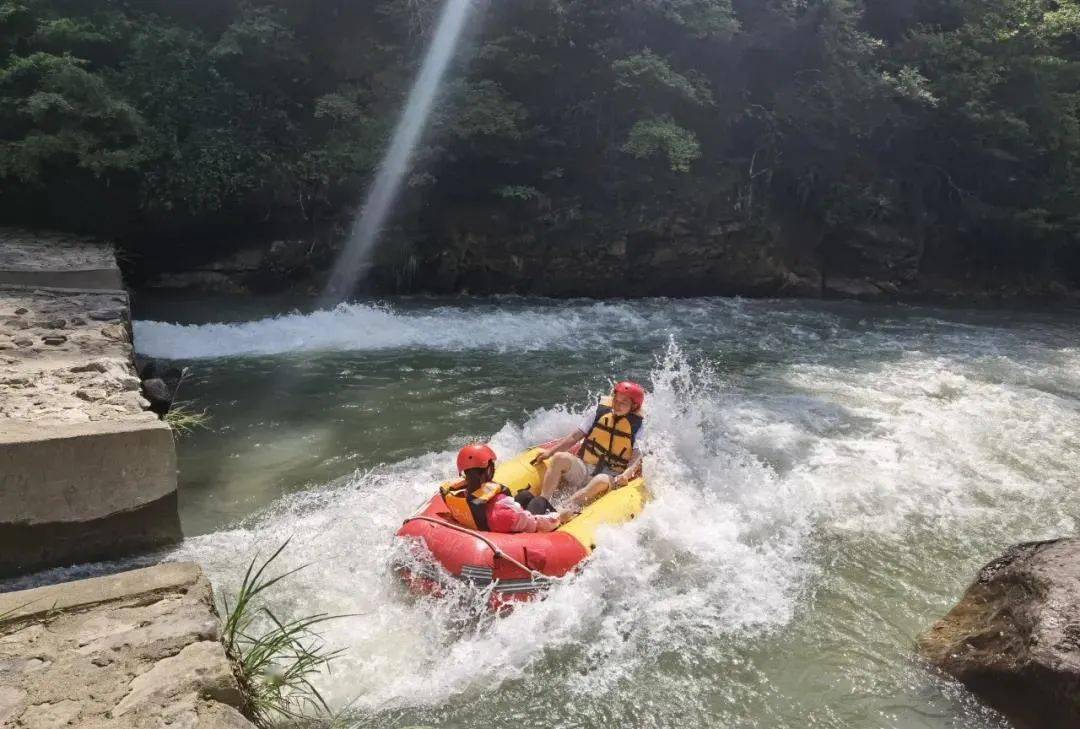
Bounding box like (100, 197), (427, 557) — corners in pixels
(581, 396), (644, 474)
(440, 481), (511, 531)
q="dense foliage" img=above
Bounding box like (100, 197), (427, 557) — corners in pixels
(1, 0), (1078, 290)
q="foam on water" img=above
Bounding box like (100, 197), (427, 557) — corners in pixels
(123, 298), (1080, 725)
(171, 345), (812, 711)
(134, 300), (658, 359)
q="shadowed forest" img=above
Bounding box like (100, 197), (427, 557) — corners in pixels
(2, 0), (1079, 296)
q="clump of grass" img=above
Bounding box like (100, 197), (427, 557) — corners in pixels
(221, 540), (345, 727)
(0, 600), (34, 624)
(165, 403), (211, 435)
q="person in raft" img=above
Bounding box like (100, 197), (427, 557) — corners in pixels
(441, 443), (570, 533)
(528, 380), (646, 514)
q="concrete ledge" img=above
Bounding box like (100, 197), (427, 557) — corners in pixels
(0, 492), (181, 579)
(0, 230), (181, 576)
(1, 419), (176, 525)
(0, 268), (124, 291)
(0, 563), (256, 728)
(0, 562), (200, 621)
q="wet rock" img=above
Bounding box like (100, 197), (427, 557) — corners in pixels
(5, 318), (29, 330)
(918, 538), (1080, 729)
(41, 334), (67, 346)
(142, 378), (174, 415)
(13, 307), (27, 315)
(69, 316), (86, 326)
(13, 336), (33, 347)
(35, 318), (65, 329)
(134, 354), (157, 379)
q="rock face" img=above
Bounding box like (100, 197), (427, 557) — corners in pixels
(0, 563), (255, 728)
(918, 539), (1080, 729)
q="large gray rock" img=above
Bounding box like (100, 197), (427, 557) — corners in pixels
(0, 563), (256, 729)
(918, 539), (1080, 729)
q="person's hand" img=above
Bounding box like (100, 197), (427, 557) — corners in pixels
(558, 510), (575, 524)
(531, 448), (552, 465)
(612, 473), (628, 489)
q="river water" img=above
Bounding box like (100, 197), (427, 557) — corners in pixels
(129, 294), (1080, 728)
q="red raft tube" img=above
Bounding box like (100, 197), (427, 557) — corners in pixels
(394, 442), (648, 610)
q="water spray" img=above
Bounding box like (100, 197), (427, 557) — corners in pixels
(322, 0), (474, 305)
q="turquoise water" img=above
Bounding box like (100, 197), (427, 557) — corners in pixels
(130, 295), (1080, 728)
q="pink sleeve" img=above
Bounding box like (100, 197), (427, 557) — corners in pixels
(487, 496), (560, 533)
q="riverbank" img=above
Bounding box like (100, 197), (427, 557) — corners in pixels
(133, 228), (1080, 306)
(0, 563), (255, 728)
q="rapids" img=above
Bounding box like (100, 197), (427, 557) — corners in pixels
(61, 297), (1080, 725)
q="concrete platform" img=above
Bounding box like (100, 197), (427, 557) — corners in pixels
(0, 232), (180, 578)
(0, 563), (256, 728)
(0, 228), (124, 290)
(0, 420), (180, 577)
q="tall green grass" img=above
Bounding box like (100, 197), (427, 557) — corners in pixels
(221, 540), (347, 727)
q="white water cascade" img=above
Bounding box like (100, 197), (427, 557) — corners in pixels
(322, 0), (474, 303)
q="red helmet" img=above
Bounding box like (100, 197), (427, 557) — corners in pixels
(457, 443), (497, 473)
(613, 380), (645, 411)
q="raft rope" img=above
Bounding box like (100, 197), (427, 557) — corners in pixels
(401, 515), (570, 585)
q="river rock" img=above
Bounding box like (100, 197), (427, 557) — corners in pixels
(42, 334), (67, 345)
(13, 336), (32, 347)
(917, 538), (1080, 729)
(142, 377), (174, 415)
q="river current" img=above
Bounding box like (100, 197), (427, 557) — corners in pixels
(123, 296), (1080, 726)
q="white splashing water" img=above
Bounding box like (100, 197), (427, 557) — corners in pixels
(133, 300), (659, 359)
(115, 298), (1080, 726)
(171, 345), (812, 711)
(322, 0), (474, 302)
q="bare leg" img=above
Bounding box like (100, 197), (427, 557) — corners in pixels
(569, 475), (613, 509)
(539, 451), (575, 499)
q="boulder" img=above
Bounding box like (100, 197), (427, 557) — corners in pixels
(917, 539), (1080, 729)
(142, 378), (174, 415)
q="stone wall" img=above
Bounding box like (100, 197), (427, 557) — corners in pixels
(0, 563), (255, 728)
(0, 229), (180, 577)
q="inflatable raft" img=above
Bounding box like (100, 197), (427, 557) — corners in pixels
(394, 442), (648, 608)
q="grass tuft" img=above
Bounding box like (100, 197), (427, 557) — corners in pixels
(165, 403), (211, 435)
(221, 539), (347, 727)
